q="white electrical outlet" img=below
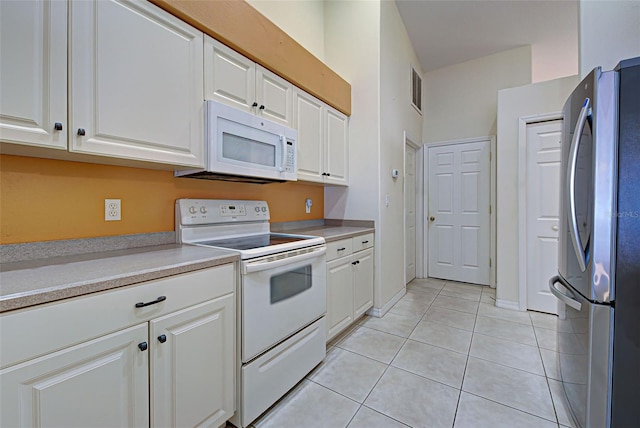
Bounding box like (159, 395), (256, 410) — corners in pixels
(105, 199), (121, 221)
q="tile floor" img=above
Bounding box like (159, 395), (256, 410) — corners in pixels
(249, 278), (574, 428)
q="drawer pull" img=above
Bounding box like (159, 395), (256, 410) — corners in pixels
(362, 240), (369, 244)
(158, 334), (167, 343)
(351, 260), (360, 265)
(135, 295), (166, 308)
(337, 247), (346, 251)
(138, 342), (148, 352)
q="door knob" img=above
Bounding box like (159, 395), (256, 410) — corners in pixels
(552, 225), (559, 231)
(430, 216), (435, 222)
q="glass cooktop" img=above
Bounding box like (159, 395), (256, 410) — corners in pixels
(198, 234), (310, 251)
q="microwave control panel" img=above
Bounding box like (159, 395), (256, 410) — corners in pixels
(285, 141), (295, 172)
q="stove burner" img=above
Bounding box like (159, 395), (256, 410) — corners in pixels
(198, 234), (310, 251)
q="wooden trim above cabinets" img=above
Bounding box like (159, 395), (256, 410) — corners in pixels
(148, 0), (352, 116)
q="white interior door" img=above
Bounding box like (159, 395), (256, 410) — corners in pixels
(405, 144), (417, 283)
(428, 140), (490, 285)
(526, 121), (562, 314)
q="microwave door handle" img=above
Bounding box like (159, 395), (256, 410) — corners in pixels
(567, 98), (590, 272)
(243, 247), (326, 274)
(279, 135), (286, 172)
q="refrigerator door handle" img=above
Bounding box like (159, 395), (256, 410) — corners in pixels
(566, 98), (590, 272)
(549, 276), (582, 311)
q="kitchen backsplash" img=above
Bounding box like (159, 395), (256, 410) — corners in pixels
(0, 155), (324, 244)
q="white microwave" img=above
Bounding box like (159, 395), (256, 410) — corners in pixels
(176, 100), (297, 183)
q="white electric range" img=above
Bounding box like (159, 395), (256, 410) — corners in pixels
(176, 199), (327, 427)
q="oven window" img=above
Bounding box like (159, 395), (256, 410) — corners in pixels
(222, 132), (276, 167)
(270, 265), (312, 304)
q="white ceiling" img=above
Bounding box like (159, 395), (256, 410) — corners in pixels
(395, 0), (579, 72)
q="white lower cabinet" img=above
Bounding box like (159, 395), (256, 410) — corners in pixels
(151, 295), (234, 427)
(0, 323), (149, 427)
(326, 234), (374, 342)
(0, 264), (235, 428)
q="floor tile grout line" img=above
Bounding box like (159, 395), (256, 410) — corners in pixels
(355, 293), (440, 425)
(464, 353), (548, 379)
(403, 336), (471, 357)
(325, 344), (400, 368)
(452, 290), (481, 428)
(358, 405), (412, 427)
(387, 363), (464, 392)
(305, 377), (363, 405)
(460, 389), (563, 425)
(531, 313), (563, 426)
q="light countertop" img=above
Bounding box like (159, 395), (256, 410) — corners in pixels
(0, 244), (239, 313)
(288, 225), (375, 242)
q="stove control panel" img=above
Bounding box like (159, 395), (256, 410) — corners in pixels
(176, 199), (270, 225)
(220, 204), (246, 217)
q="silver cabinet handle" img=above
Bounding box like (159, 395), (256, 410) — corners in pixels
(566, 98), (590, 272)
(549, 276), (582, 311)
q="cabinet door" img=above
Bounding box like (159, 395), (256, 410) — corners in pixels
(324, 107), (349, 185)
(204, 35), (256, 113)
(294, 89), (324, 183)
(70, 0), (204, 167)
(0, 324), (148, 427)
(353, 249), (374, 319)
(256, 65), (293, 126)
(0, 0), (67, 149)
(151, 293), (235, 428)
(326, 258), (354, 342)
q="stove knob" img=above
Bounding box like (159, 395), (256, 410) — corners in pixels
(261, 207), (267, 212)
(200, 206), (208, 214)
(255, 207), (260, 213)
(189, 206), (197, 214)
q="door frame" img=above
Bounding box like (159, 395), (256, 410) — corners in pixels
(404, 131), (424, 282)
(423, 136), (496, 287)
(517, 112), (563, 310)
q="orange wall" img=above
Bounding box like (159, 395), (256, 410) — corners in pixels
(0, 155), (324, 244)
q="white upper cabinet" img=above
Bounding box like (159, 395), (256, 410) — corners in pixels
(324, 107), (349, 185)
(1, 0), (204, 168)
(294, 90), (324, 180)
(205, 36), (293, 127)
(0, 0), (68, 149)
(294, 89), (349, 186)
(204, 38), (256, 112)
(70, 0), (204, 167)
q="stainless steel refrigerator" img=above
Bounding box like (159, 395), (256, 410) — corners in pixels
(549, 56), (640, 428)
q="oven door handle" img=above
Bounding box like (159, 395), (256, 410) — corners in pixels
(243, 247), (326, 274)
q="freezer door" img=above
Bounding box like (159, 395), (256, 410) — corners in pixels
(550, 277), (612, 428)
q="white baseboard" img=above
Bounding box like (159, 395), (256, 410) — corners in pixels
(367, 287), (406, 318)
(495, 298), (523, 311)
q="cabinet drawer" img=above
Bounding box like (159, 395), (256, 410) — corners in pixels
(326, 239), (353, 261)
(0, 264), (235, 369)
(352, 233), (374, 252)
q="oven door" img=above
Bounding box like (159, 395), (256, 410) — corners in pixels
(241, 245), (326, 362)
